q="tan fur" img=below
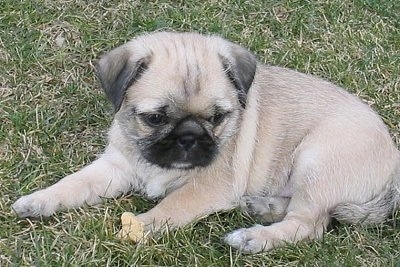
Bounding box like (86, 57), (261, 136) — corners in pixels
(13, 32), (400, 253)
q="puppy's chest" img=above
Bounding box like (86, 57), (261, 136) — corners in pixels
(133, 165), (188, 199)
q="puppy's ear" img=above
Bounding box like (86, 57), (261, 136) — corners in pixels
(220, 44), (257, 109)
(96, 45), (150, 112)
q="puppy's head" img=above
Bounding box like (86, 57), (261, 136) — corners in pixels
(96, 32), (257, 169)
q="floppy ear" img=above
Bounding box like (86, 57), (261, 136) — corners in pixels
(96, 44), (150, 112)
(220, 44), (257, 109)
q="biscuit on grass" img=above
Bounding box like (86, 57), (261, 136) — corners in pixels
(117, 212), (145, 242)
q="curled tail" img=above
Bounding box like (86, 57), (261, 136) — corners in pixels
(331, 163), (400, 225)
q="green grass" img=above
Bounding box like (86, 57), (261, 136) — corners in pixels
(1, 0), (399, 266)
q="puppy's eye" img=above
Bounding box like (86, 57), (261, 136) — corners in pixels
(142, 113), (169, 127)
(208, 112), (227, 125)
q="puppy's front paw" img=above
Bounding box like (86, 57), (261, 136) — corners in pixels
(12, 191), (59, 218)
(224, 225), (276, 253)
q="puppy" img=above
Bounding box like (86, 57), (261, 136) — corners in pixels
(13, 32), (400, 253)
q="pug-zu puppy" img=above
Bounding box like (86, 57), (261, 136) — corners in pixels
(13, 31), (400, 253)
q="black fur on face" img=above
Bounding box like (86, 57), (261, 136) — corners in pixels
(139, 117), (218, 169)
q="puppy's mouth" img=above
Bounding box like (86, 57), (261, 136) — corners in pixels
(142, 134), (217, 169)
(140, 119), (218, 169)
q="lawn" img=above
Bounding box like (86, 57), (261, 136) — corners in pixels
(1, 0), (399, 266)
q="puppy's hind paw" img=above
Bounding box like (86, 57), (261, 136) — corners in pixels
(224, 225), (272, 254)
(240, 196), (289, 223)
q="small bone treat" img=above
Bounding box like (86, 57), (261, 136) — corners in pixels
(117, 212), (145, 242)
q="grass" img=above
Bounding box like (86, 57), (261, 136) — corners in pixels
(0, 0), (399, 266)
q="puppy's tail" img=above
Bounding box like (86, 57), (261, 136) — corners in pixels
(331, 164), (400, 225)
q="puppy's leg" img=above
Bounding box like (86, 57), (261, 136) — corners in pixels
(225, 203), (330, 253)
(241, 196), (290, 223)
(226, 127), (396, 253)
(226, 145), (336, 253)
(226, 168), (332, 253)
(13, 146), (134, 217)
(136, 178), (236, 231)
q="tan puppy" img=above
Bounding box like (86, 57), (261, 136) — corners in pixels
(13, 32), (400, 253)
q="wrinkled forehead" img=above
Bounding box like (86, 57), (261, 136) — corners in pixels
(133, 95), (235, 116)
(129, 72), (235, 117)
(125, 33), (237, 115)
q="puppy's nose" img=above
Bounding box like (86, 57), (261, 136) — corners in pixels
(177, 135), (197, 150)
